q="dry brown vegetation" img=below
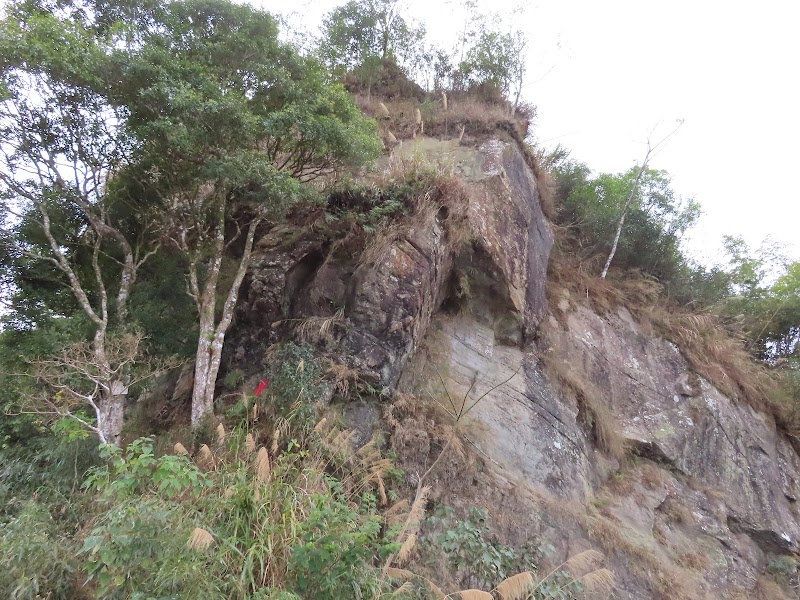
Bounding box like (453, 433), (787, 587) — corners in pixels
(754, 577), (795, 600)
(541, 351), (627, 461)
(355, 91), (557, 221)
(360, 173), (471, 271)
(356, 93), (528, 144)
(547, 252), (798, 434)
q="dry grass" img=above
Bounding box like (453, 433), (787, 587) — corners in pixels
(312, 418), (394, 505)
(366, 85), (553, 231)
(359, 91), (561, 231)
(198, 444), (215, 470)
(456, 551), (614, 599)
(640, 462), (667, 490)
(356, 93), (527, 145)
(528, 489), (700, 600)
(755, 577), (794, 600)
(254, 447), (271, 483)
(675, 551), (710, 571)
(292, 308), (345, 344)
(456, 590), (493, 600)
(326, 361), (363, 399)
(542, 352), (627, 461)
(526, 145), (558, 221)
(356, 170), (470, 276)
(547, 252), (798, 435)
(662, 496), (695, 526)
(650, 307), (792, 430)
(494, 571), (534, 599)
(187, 527), (214, 551)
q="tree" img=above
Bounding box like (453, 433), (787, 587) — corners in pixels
(600, 121), (684, 278)
(30, 332), (177, 444)
(556, 163), (699, 283)
(319, 0), (425, 95)
(458, 29), (526, 101)
(717, 237), (799, 360)
(106, 0), (381, 426)
(1, 0), (380, 431)
(0, 8), (161, 442)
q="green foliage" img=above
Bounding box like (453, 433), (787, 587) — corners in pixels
(458, 29), (526, 98)
(324, 179), (413, 231)
(104, 0), (381, 200)
(423, 505), (543, 591)
(717, 237), (800, 360)
(0, 433), (99, 521)
(68, 427), (405, 599)
(0, 501), (80, 600)
(223, 368), (247, 390)
(80, 496), (218, 599)
(290, 494), (390, 599)
(84, 437), (209, 499)
(127, 254), (199, 359)
(266, 342), (325, 419)
(554, 161), (701, 284)
(0, 0), (382, 432)
(319, 0), (426, 90)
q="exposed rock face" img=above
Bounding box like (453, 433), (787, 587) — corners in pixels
(236, 138), (553, 387)
(236, 135), (800, 599)
(547, 303), (800, 556)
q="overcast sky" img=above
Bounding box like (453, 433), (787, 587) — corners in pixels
(254, 0), (800, 266)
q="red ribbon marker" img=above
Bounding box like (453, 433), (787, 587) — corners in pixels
(254, 379), (270, 396)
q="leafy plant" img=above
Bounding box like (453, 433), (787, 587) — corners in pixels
(223, 368), (247, 390)
(423, 505), (541, 591)
(80, 496), (221, 599)
(265, 342), (325, 422)
(84, 437), (209, 499)
(290, 494), (393, 599)
(0, 502), (79, 600)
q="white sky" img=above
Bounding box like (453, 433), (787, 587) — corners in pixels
(254, 0), (800, 266)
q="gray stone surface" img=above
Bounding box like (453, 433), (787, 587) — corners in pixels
(235, 135), (800, 598)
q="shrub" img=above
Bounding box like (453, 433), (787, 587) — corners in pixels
(422, 505), (543, 591)
(0, 501), (80, 600)
(84, 436), (209, 499)
(80, 497), (220, 599)
(265, 342), (326, 421)
(289, 493), (390, 599)
(75, 422), (408, 599)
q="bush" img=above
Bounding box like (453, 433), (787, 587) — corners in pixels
(290, 492), (390, 599)
(73, 423), (405, 599)
(422, 505), (543, 591)
(80, 497), (220, 599)
(265, 342), (325, 421)
(0, 501), (80, 600)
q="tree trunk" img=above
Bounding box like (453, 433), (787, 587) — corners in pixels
(600, 121), (683, 278)
(600, 165), (644, 279)
(97, 383), (127, 444)
(189, 218), (260, 427)
(191, 319), (216, 427)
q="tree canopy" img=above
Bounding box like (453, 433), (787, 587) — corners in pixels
(0, 0), (381, 438)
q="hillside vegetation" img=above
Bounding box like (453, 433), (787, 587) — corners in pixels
(0, 1), (798, 599)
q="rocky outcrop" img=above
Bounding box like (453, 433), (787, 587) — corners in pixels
(235, 134), (800, 599)
(235, 137), (553, 388)
(547, 302), (800, 556)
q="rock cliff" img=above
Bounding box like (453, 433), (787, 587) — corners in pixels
(233, 135), (799, 599)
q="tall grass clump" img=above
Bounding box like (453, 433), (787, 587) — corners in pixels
(75, 416), (414, 599)
(0, 501), (81, 600)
